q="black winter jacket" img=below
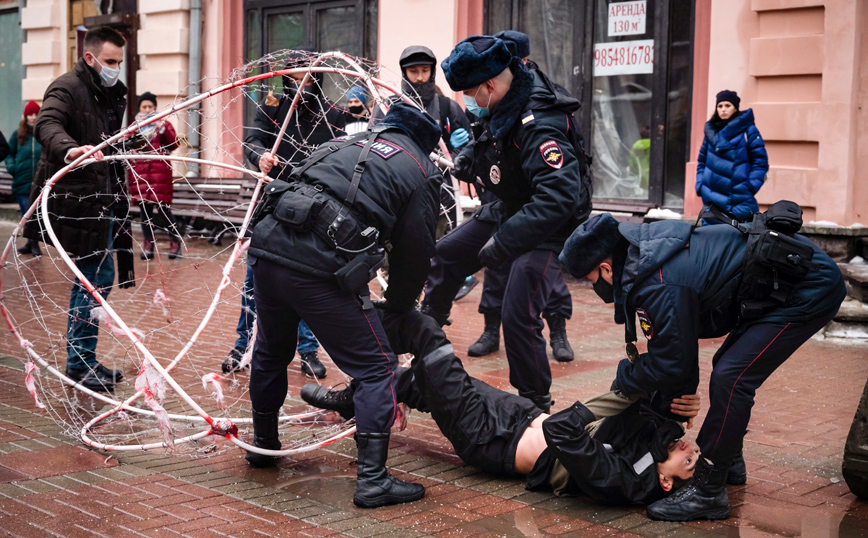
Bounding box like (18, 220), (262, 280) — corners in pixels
(610, 221), (845, 397)
(468, 62), (591, 259)
(249, 127), (443, 312)
(528, 401), (669, 505)
(244, 89), (347, 178)
(24, 59), (127, 257)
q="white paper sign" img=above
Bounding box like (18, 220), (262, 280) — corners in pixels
(608, 1), (647, 36)
(593, 39), (654, 77)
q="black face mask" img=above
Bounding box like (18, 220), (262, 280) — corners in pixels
(593, 268), (615, 304)
(402, 78), (436, 106)
(348, 105), (366, 115)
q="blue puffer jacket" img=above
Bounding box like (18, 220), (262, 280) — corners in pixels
(695, 109), (768, 220)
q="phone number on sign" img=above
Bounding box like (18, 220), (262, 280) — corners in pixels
(593, 39), (654, 77)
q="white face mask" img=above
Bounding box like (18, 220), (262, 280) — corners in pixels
(91, 55), (121, 87)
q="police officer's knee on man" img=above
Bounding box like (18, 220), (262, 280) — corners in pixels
(559, 210), (845, 521)
(244, 102), (444, 509)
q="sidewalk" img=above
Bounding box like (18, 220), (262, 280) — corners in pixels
(0, 220), (867, 537)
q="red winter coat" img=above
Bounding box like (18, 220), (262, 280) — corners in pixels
(128, 121), (179, 204)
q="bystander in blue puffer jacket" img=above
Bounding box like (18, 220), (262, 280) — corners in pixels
(695, 104), (768, 221)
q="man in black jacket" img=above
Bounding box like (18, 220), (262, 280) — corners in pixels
(245, 103), (443, 509)
(559, 212), (846, 520)
(301, 307), (701, 506)
(421, 36), (592, 412)
(224, 49), (348, 378)
(25, 26), (131, 393)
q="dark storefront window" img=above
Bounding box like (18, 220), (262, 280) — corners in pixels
(485, 0), (694, 213)
(243, 0), (377, 123)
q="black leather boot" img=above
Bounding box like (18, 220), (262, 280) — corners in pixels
(420, 304), (451, 327)
(727, 448), (747, 485)
(301, 383), (355, 420)
(245, 409), (282, 468)
(518, 390), (553, 413)
(544, 314), (574, 362)
(353, 432), (425, 508)
(646, 457), (731, 521)
(468, 313), (500, 357)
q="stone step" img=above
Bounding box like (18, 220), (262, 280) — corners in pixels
(0, 203), (21, 223)
(825, 297), (868, 340)
(839, 263), (868, 303)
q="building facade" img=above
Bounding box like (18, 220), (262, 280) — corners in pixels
(4, 0), (866, 224)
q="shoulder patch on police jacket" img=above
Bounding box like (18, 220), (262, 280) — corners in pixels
(522, 112), (535, 125)
(636, 308), (653, 340)
(539, 140), (564, 169)
(354, 139), (403, 159)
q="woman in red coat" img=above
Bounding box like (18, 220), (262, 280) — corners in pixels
(129, 92), (181, 259)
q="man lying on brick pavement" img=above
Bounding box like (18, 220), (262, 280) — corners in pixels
(559, 210), (845, 521)
(302, 307), (703, 506)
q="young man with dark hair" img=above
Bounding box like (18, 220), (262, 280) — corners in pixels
(25, 25), (132, 393)
(302, 307), (702, 506)
(559, 212), (845, 520)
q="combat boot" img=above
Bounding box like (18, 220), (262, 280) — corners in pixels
(420, 304), (451, 327)
(545, 314), (574, 362)
(468, 313), (500, 357)
(301, 383), (355, 420)
(245, 409), (282, 468)
(353, 432), (425, 508)
(222, 347), (248, 373)
(518, 390), (553, 413)
(646, 457), (731, 521)
(300, 351), (327, 379)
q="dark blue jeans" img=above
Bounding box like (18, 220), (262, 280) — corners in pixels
(234, 259), (318, 354)
(67, 220), (115, 371)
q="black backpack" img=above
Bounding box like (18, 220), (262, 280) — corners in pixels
(705, 201), (817, 319)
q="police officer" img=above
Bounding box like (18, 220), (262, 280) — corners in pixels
(421, 36), (592, 411)
(245, 102), (442, 509)
(462, 30), (574, 362)
(559, 212), (846, 521)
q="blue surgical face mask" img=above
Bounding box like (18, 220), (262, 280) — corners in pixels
(92, 56), (121, 87)
(463, 88), (491, 118)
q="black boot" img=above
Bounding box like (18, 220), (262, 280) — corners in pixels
(245, 409), (282, 468)
(518, 390), (553, 413)
(468, 313), (500, 357)
(646, 457), (731, 521)
(545, 315), (574, 362)
(727, 447), (747, 485)
(94, 362), (124, 382)
(301, 383), (355, 420)
(300, 351), (327, 379)
(353, 432), (425, 508)
(222, 347), (248, 373)
(420, 304), (451, 327)
(454, 275), (479, 301)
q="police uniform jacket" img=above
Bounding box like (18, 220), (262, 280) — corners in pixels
(24, 58), (127, 257)
(468, 63), (591, 259)
(249, 120), (443, 313)
(608, 221), (845, 397)
(527, 401), (668, 505)
(244, 89), (347, 178)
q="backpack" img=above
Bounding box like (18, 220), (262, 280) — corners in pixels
(705, 201), (816, 319)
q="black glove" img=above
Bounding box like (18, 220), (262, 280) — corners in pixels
(478, 235), (510, 270)
(650, 420), (685, 463)
(452, 142), (476, 183)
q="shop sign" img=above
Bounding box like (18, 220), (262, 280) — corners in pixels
(608, 0), (647, 36)
(593, 39), (654, 77)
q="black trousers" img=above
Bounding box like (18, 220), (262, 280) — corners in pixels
(422, 216), (566, 396)
(139, 201), (180, 242)
(249, 256), (398, 433)
(378, 308), (542, 477)
(479, 262), (572, 319)
(695, 311), (837, 468)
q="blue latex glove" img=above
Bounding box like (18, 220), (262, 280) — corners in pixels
(450, 128), (470, 149)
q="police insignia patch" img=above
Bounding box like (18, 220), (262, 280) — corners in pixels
(490, 165), (501, 184)
(539, 141), (563, 169)
(636, 308), (653, 340)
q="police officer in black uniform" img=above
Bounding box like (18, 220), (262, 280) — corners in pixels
(421, 36), (592, 412)
(245, 102), (443, 509)
(560, 212), (846, 521)
(462, 30), (575, 362)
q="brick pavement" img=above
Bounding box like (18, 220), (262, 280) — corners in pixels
(1, 221), (868, 537)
